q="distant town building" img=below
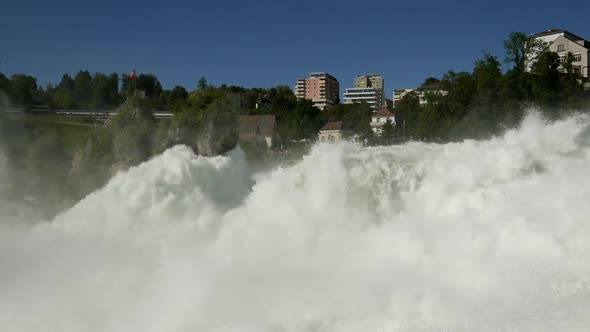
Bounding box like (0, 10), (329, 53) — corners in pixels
(318, 121), (344, 143)
(343, 74), (385, 110)
(370, 107), (396, 136)
(343, 88), (383, 110)
(255, 94), (272, 110)
(238, 115), (279, 148)
(393, 88), (414, 107)
(294, 72), (340, 110)
(384, 98), (394, 109)
(393, 82), (447, 108)
(527, 29), (589, 85)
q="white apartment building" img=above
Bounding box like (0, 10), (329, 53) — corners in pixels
(343, 87), (383, 110)
(370, 107), (396, 136)
(393, 82), (447, 108)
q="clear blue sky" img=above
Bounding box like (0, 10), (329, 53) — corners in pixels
(2, 0), (590, 99)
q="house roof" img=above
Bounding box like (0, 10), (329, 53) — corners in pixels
(553, 34), (590, 51)
(571, 37), (590, 49)
(531, 29), (565, 38)
(373, 107), (394, 118)
(320, 121), (342, 131)
(532, 29), (587, 44)
(419, 81), (445, 90)
(238, 115), (276, 135)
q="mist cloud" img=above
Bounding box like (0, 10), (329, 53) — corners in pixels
(1, 113), (590, 331)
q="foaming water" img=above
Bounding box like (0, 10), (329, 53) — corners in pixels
(1, 113), (590, 331)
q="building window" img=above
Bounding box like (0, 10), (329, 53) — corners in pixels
(557, 44), (565, 51)
(574, 53), (582, 62)
(559, 55), (566, 64)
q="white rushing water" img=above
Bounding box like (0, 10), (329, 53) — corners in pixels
(1, 113), (590, 331)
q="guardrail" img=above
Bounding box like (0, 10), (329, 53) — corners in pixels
(0, 106), (173, 120)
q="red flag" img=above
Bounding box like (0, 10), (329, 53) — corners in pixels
(128, 69), (136, 80)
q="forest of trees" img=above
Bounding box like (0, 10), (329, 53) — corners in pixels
(0, 70), (182, 111)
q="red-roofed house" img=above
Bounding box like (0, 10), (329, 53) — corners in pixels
(371, 107), (396, 136)
(238, 115), (279, 148)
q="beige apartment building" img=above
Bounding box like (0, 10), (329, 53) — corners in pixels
(354, 74), (384, 90)
(528, 29), (590, 85)
(294, 72), (340, 110)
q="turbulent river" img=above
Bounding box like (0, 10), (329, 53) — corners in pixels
(1, 113), (590, 331)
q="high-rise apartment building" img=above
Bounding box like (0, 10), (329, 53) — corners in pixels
(354, 74), (384, 91)
(343, 74), (385, 110)
(294, 72), (340, 110)
(343, 88), (383, 110)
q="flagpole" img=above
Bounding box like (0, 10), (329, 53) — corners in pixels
(134, 69), (137, 98)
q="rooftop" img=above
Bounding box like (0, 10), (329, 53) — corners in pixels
(320, 121), (342, 131)
(238, 115), (276, 135)
(531, 29), (586, 42)
(374, 107), (394, 118)
(419, 82), (445, 90)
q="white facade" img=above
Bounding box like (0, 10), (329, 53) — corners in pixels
(370, 108), (396, 136)
(343, 87), (383, 110)
(393, 89), (415, 106)
(294, 79), (306, 99)
(318, 129), (343, 143)
(551, 35), (589, 79)
(526, 29), (590, 81)
(393, 85), (447, 108)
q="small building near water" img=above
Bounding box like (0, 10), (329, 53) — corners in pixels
(238, 115), (279, 149)
(371, 107), (396, 136)
(318, 121), (344, 143)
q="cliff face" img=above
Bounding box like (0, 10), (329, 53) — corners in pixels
(71, 97), (239, 192)
(156, 94), (239, 157)
(155, 121), (237, 157)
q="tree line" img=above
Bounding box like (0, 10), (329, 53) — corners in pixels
(2, 30), (590, 144)
(395, 32), (590, 141)
(0, 70), (187, 111)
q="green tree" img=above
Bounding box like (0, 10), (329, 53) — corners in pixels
(74, 70), (93, 108)
(503, 32), (529, 74)
(559, 52), (584, 108)
(167, 85), (189, 112)
(9, 74), (38, 106)
(421, 77), (440, 86)
(198, 77), (208, 90)
(530, 51), (560, 109)
(58, 73), (75, 91)
(51, 87), (74, 109)
(381, 118), (395, 139)
(473, 52), (502, 93)
(278, 98), (322, 142)
(323, 103), (373, 138)
(136, 74), (162, 100)
(0, 73), (11, 95)
(91, 73), (112, 109)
